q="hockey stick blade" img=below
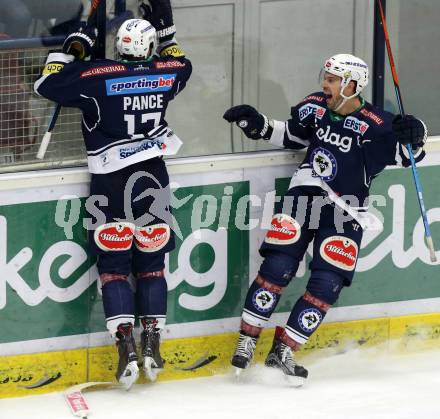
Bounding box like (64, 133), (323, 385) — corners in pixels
(64, 381), (119, 418)
(65, 389), (90, 418)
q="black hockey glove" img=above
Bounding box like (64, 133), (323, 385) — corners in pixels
(139, 0), (176, 42)
(62, 26), (97, 60)
(223, 105), (271, 140)
(392, 114), (427, 150)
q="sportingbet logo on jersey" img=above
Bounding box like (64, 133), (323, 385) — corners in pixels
(343, 116), (369, 135)
(106, 74), (176, 95)
(298, 103), (326, 121)
(119, 139), (165, 159)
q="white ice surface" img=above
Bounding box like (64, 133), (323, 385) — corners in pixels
(1, 347), (440, 419)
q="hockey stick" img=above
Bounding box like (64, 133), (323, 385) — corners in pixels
(64, 381), (119, 418)
(376, 0), (437, 262)
(36, 0), (102, 159)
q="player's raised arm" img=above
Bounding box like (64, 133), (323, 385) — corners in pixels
(34, 27), (97, 106)
(223, 103), (311, 150)
(139, 0), (185, 58)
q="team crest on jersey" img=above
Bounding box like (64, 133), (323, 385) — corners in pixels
(319, 235), (358, 271)
(265, 214), (301, 245)
(310, 147), (337, 181)
(298, 103), (326, 121)
(252, 288), (277, 313)
(134, 224), (170, 252)
(343, 116), (369, 135)
(298, 308), (322, 332)
(106, 74), (176, 95)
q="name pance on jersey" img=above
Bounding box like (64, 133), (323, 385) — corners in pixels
(106, 74), (176, 95)
(316, 125), (352, 153)
(123, 94), (164, 111)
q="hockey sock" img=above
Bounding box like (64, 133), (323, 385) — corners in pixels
(284, 292), (330, 346)
(136, 271), (167, 329)
(101, 276), (135, 335)
(242, 275), (284, 332)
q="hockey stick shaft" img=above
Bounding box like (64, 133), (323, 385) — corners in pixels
(36, 0), (102, 160)
(36, 104), (61, 159)
(376, 0), (436, 262)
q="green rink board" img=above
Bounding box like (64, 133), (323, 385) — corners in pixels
(0, 166), (439, 346)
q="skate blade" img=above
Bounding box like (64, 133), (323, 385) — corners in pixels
(143, 357), (162, 382)
(285, 374), (306, 388)
(118, 361), (139, 390)
(234, 367), (244, 379)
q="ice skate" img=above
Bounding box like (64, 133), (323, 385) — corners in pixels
(140, 319), (164, 382)
(115, 323), (139, 390)
(231, 331), (258, 376)
(264, 332), (308, 387)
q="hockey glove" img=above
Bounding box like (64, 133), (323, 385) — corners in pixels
(223, 105), (271, 140)
(392, 114), (427, 150)
(62, 26), (97, 60)
(139, 0), (176, 42)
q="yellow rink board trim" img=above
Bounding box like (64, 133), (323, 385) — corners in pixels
(1, 312), (440, 398)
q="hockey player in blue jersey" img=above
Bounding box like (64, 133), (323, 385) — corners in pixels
(34, 0), (191, 389)
(223, 54), (427, 385)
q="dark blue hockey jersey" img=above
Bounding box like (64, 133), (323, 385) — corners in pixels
(34, 52), (192, 173)
(267, 92), (425, 219)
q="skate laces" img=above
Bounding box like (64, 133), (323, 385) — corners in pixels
(280, 342), (297, 368)
(235, 334), (257, 359)
(116, 323), (137, 357)
(141, 319), (160, 357)
(116, 323), (133, 338)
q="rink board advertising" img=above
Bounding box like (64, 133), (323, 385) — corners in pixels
(0, 156), (439, 396)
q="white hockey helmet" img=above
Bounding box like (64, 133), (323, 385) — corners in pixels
(116, 19), (157, 60)
(322, 53), (369, 100)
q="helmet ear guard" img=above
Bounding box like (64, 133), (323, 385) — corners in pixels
(339, 71), (360, 101)
(115, 18), (158, 60)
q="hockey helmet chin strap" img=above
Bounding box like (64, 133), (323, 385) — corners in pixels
(333, 71), (361, 112)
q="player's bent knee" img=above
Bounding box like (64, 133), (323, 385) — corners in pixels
(306, 269), (345, 306)
(134, 223), (171, 252)
(259, 251), (299, 287)
(255, 274), (285, 294)
(94, 221), (135, 251)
